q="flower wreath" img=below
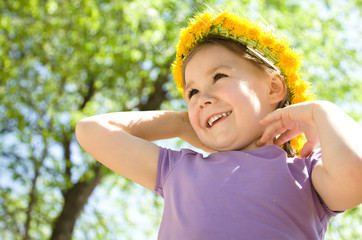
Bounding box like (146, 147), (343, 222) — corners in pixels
(172, 11), (314, 154)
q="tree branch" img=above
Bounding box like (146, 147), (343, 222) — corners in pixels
(62, 129), (72, 181)
(50, 164), (104, 240)
(138, 74), (168, 111)
(24, 138), (48, 240)
(79, 78), (95, 111)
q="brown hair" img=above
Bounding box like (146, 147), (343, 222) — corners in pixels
(182, 35), (294, 157)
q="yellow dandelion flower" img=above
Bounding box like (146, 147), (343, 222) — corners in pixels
(291, 134), (306, 156)
(214, 11), (228, 25)
(245, 25), (261, 42)
(172, 64), (183, 93)
(231, 21), (248, 37)
(286, 73), (300, 87)
(271, 38), (290, 56)
(260, 32), (276, 50)
(223, 17), (238, 33)
(277, 49), (301, 76)
(292, 81), (312, 104)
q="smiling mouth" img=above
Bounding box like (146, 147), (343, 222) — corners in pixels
(207, 111), (232, 127)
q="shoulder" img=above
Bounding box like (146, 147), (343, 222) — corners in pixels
(158, 147), (201, 168)
(155, 147), (202, 196)
(289, 149), (342, 216)
(284, 149), (322, 192)
(287, 148), (322, 174)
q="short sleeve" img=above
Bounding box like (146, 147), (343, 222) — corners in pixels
(154, 147), (183, 197)
(307, 148), (344, 217)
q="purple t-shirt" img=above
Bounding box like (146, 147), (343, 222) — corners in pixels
(155, 145), (338, 240)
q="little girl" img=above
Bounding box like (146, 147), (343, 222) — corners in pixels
(76, 11), (362, 239)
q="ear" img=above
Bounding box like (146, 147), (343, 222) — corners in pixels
(267, 73), (287, 105)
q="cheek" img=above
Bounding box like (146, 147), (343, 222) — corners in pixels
(187, 104), (200, 128)
(225, 84), (254, 106)
(227, 84), (264, 118)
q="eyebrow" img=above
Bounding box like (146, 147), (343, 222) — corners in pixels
(207, 65), (232, 76)
(185, 65), (232, 90)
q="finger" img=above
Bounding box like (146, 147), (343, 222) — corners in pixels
(273, 130), (299, 146)
(300, 141), (319, 158)
(257, 120), (287, 146)
(259, 109), (283, 126)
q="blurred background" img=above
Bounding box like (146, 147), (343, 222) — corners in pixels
(1, 0), (361, 239)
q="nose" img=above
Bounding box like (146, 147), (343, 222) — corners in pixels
(198, 93), (216, 110)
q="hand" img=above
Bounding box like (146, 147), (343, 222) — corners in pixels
(179, 111), (215, 153)
(257, 102), (320, 158)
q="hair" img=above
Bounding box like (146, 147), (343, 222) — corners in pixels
(181, 35), (295, 157)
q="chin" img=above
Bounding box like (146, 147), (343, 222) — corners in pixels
(207, 139), (256, 152)
(208, 143), (245, 152)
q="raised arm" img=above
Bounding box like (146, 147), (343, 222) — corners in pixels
(75, 110), (208, 190)
(258, 101), (362, 211)
(308, 101), (362, 211)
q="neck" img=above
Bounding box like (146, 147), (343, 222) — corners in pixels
(240, 138), (274, 151)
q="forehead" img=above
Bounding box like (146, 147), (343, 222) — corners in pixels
(185, 44), (240, 71)
(184, 44), (257, 84)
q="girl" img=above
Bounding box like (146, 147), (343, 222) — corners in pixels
(76, 11), (362, 239)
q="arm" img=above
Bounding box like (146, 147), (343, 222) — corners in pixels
(75, 110), (209, 190)
(309, 101), (362, 211)
(258, 101), (362, 211)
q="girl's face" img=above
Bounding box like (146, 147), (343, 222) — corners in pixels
(184, 44), (275, 151)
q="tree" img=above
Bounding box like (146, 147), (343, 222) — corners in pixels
(0, 0), (361, 239)
(0, 0), (195, 238)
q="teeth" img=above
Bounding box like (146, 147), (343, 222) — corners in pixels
(208, 111), (231, 127)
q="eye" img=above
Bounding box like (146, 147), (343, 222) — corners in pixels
(214, 73), (228, 81)
(187, 88), (199, 99)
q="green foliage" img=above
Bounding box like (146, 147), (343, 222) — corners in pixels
(327, 207), (362, 240)
(0, 0), (361, 239)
